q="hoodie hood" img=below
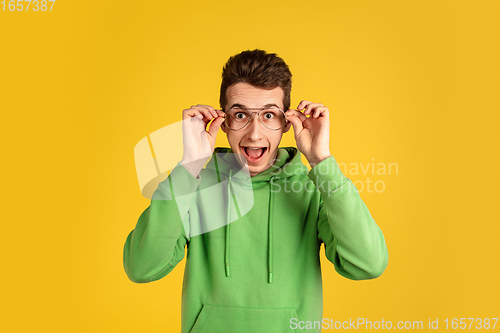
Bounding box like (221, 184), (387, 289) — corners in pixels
(206, 147), (309, 185)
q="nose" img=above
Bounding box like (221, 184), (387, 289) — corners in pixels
(245, 113), (263, 141)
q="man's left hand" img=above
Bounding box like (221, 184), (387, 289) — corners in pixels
(285, 100), (332, 167)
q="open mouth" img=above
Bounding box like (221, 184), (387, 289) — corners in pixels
(241, 146), (268, 163)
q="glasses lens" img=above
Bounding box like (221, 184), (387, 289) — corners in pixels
(226, 108), (252, 130)
(226, 107), (286, 130)
(259, 108), (285, 130)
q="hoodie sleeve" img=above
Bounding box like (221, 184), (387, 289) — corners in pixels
(308, 156), (388, 280)
(123, 163), (201, 283)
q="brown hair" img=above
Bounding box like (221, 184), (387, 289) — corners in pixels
(219, 49), (292, 112)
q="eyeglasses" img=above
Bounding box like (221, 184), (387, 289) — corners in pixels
(224, 107), (287, 131)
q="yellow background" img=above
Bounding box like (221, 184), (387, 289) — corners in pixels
(1, 0), (499, 331)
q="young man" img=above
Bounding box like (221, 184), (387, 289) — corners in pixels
(124, 49), (388, 333)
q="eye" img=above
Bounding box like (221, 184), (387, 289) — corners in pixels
(235, 112), (247, 119)
(263, 112), (275, 119)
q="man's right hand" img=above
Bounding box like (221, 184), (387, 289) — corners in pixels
(180, 105), (225, 178)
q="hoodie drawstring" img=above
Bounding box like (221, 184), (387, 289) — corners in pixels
(212, 152), (232, 277)
(225, 168), (233, 277)
(268, 176), (275, 283)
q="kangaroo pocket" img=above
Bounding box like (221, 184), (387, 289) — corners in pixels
(189, 304), (302, 333)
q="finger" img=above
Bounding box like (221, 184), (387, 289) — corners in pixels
(194, 104), (216, 117)
(197, 104), (219, 118)
(303, 103), (322, 116)
(192, 106), (214, 121)
(314, 106), (329, 118)
(184, 109), (203, 119)
(185, 109), (213, 127)
(303, 103), (324, 117)
(215, 109), (226, 118)
(208, 116), (225, 138)
(286, 115), (304, 134)
(286, 109), (307, 122)
(198, 105), (217, 120)
(313, 106), (325, 118)
(297, 100), (314, 111)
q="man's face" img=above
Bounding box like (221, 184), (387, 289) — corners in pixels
(222, 82), (290, 176)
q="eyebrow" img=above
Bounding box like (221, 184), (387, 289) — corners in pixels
(228, 103), (281, 109)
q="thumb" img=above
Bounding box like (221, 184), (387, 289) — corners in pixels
(286, 115), (303, 135)
(208, 116), (225, 139)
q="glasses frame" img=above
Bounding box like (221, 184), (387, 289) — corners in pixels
(224, 107), (288, 131)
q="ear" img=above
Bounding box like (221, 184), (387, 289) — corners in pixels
(221, 121), (227, 133)
(283, 120), (292, 133)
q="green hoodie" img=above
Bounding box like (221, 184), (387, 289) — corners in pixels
(123, 147), (388, 333)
